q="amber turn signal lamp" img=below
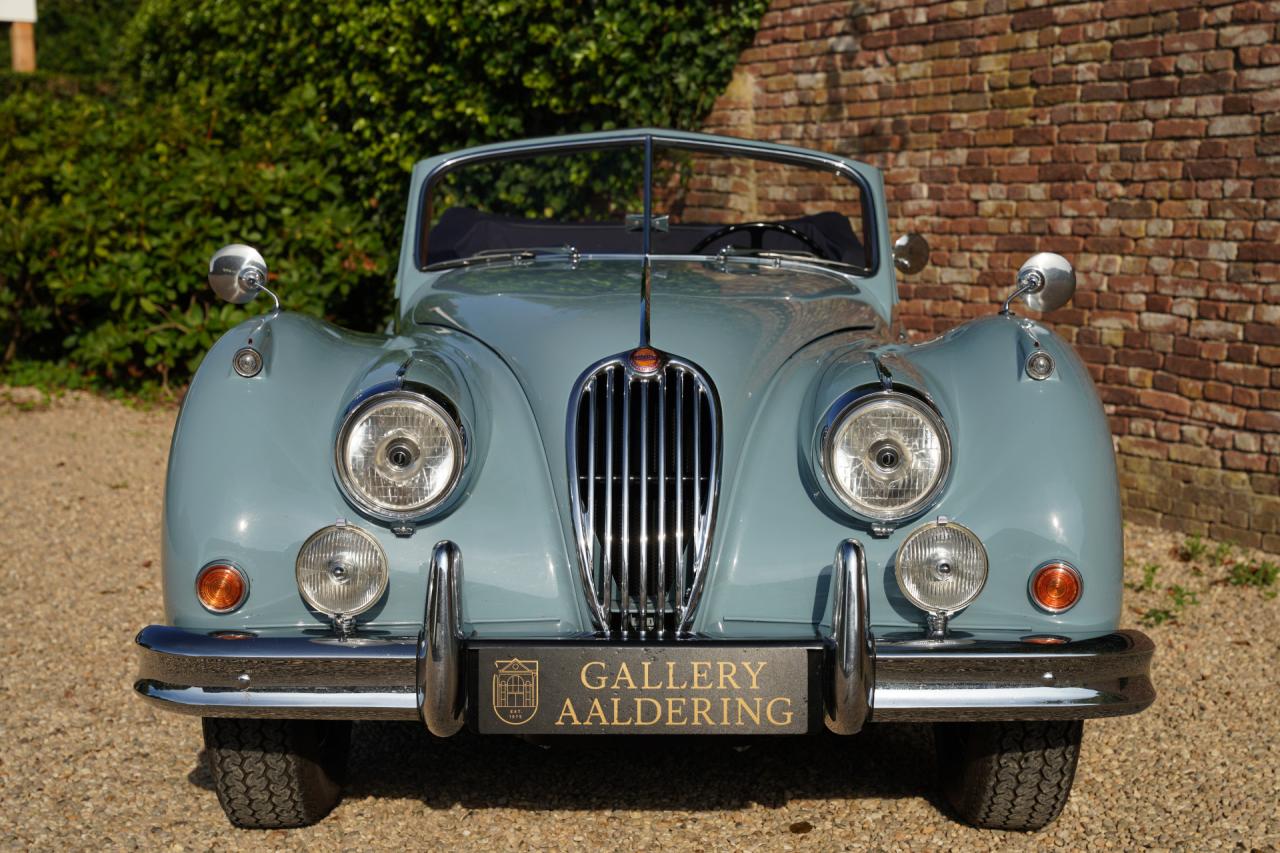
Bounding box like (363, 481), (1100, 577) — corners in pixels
(196, 563), (248, 613)
(1030, 562), (1082, 613)
(629, 346), (660, 374)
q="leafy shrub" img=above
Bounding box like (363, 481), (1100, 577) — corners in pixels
(121, 0), (769, 235)
(0, 85), (387, 389)
(4, 0), (768, 392)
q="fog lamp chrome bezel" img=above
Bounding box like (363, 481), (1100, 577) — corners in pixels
(819, 389), (952, 522)
(295, 523), (389, 618)
(893, 519), (988, 616)
(334, 389), (465, 522)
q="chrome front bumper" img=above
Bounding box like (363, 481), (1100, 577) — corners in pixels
(135, 540), (1156, 733)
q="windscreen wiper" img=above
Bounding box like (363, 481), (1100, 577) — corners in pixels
(709, 246), (867, 275)
(425, 245), (579, 271)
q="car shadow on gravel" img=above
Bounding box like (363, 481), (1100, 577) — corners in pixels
(314, 721), (944, 812)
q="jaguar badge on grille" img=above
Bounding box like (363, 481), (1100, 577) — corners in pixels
(628, 346), (661, 374)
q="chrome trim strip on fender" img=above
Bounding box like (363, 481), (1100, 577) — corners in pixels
(136, 686), (418, 720)
(418, 540), (466, 736)
(825, 539), (873, 734)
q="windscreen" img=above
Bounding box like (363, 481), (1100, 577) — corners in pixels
(421, 139), (870, 273)
(422, 145), (645, 266)
(650, 145), (868, 270)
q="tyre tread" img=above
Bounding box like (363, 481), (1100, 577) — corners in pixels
(936, 719), (1082, 831)
(202, 718), (348, 829)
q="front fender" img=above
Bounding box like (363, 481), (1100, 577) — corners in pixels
(163, 312), (584, 635)
(696, 314), (1123, 640)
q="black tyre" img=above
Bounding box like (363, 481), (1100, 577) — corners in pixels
(202, 717), (351, 829)
(934, 719), (1083, 831)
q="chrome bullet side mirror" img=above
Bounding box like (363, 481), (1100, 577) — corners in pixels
(209, 244), (275, 306)
(892, 233), (930, 275)
(1001, 252), (1075, 315)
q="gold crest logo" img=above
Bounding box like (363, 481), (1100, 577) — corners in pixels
(492, 658), (539, 725)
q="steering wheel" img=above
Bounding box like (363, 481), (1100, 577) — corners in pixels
(690, 222), (829, 259)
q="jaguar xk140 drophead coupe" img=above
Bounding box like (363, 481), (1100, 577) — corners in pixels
(135, 129), (1154, 831)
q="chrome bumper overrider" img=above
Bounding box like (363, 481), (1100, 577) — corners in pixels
(135, 540), (1155, 730)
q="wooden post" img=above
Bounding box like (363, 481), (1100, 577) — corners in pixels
(10, 21), (36, 72)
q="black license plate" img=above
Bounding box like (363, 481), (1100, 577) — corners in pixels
(474, 645), (817, 734)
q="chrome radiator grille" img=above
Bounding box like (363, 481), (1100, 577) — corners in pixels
(568, 354), (720, 637)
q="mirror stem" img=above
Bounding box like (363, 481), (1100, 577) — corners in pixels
(240, 267), (281, 314)
(257, 283), (281, 314)
(999, 269), (1045, 316)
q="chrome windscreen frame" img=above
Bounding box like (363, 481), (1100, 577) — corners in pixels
(413, 130), (881, 278)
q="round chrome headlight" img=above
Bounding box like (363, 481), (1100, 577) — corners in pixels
(296, 524), (388, 617)
(336, 391), (463, 519)
(823, 391), (950, 521)
(895, 520), (988, 614)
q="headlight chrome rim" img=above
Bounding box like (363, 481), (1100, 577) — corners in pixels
(334, 389), (465, 521)
(295, 523), (389, 618)
(894, 519), (988, 615)
(820, 389), (952, 522)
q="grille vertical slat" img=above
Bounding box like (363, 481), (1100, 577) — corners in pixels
(639, 383), (649, 630)
(656, 376), (667, 636)
(569, 354), (719, 638)
(675, 371), (686, 617)
(620, 375), (632, 636)
(604, 369), (615, 619)
(586, 379), (597, 599)
(693, 385), (702, 548)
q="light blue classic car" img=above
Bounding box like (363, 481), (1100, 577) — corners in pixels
(135, 130), (1154, 830)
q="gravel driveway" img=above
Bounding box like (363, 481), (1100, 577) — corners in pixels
(2, 391), (1277, 850)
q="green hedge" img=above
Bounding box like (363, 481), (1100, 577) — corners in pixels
(0, 86), (387, 389)
(2, 0), (767, 392)
(122, 0), (768, 242)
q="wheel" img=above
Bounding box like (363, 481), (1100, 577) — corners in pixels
(202, 718), (351, 828)
(933, 719), (1083, 831)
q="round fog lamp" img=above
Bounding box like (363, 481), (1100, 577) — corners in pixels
(895, 520), (988, 614)
(196, 562), (248, 613)
(296, 524), (388, 618)
(1030, 561), (1082, 613)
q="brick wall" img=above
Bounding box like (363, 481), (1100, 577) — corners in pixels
(702, 0), (1280, 548)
